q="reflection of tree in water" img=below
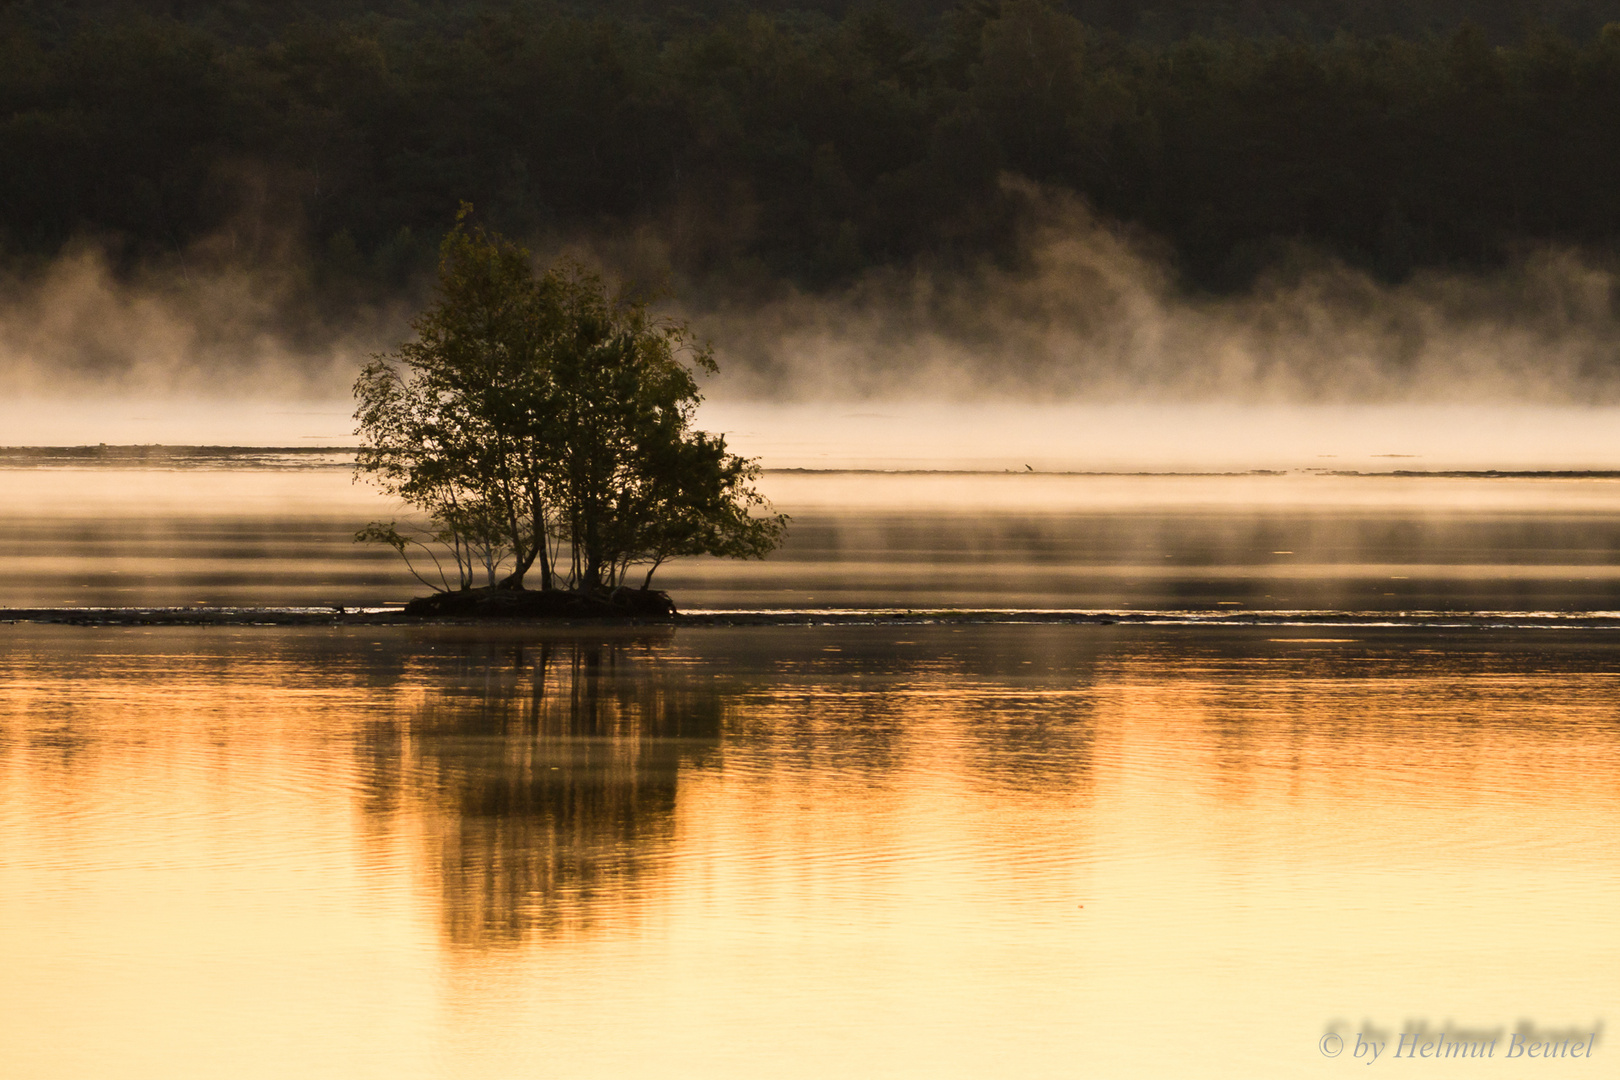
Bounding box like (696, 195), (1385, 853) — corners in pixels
(387, 636), (724, 950)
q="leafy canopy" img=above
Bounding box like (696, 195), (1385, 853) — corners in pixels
(354, 210), (785, 594)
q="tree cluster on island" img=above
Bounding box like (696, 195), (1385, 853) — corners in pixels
(353, 209), (786, 615)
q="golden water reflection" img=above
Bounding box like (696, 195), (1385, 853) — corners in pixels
(371, 637), (721, 949)
(0, 625), (1614, 1078)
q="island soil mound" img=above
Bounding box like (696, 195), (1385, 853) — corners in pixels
(403, 587), (676, 620)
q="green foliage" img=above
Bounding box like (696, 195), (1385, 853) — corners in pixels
(355, 210), (786, 594)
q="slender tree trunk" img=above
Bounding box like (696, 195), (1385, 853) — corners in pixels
(641, 557), (665, 590)
(532, 489), (552, 591)
(582, 512), (601, 592)
(495, 444), (527, 589)
(500, 547), (536, 590)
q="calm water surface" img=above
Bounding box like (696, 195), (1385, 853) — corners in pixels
(1, 624), (1614, 1078)
(6, 460), (1620, 612)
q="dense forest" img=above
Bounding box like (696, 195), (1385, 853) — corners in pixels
(5, 0), (1620, 298)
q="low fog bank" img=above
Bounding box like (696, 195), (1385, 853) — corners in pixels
(5, 184), (1620, 462)
(0, 240), (412, 399)
(695, 185), (1620, 405)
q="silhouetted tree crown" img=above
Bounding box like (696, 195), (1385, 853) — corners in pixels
(354, 210), (785, 594)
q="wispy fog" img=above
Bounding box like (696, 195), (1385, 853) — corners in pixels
(696, 183), (1620, 404)
(0, 240), (406, 398)
(4, 181), (1620, 465)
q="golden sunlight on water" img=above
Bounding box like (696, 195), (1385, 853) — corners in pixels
(0, 625), (1613, 1079)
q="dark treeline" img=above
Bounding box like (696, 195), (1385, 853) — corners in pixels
(5, 0), (1620, 295)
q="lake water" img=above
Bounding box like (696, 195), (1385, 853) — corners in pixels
(1, 456), (1616, 1077)
(5, 454), (1620, 613)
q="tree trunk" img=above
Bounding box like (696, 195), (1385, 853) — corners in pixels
(532, 493), (553, 591)
(641, 557), (665, 590)
(501, 540), (537, 589)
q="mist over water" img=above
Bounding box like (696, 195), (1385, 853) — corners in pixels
(5, 398), (1618, 473)
(699, 402), (1620, 472)
(0, 238), (408, 401)
(700, 187), (1620, 405)
(4, 187), (1620, 450)
(5, 187), (1620, 612)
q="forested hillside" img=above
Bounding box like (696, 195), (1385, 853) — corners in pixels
(5, 0), (1620, 295)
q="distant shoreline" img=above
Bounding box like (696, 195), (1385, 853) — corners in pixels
(4, 446), (1620, 479)
(6, 607), (1620, 630)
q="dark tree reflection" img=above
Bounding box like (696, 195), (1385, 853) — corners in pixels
(363, 633), (725, 950)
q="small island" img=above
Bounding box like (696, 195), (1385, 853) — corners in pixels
(354, 210), (787, 620)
